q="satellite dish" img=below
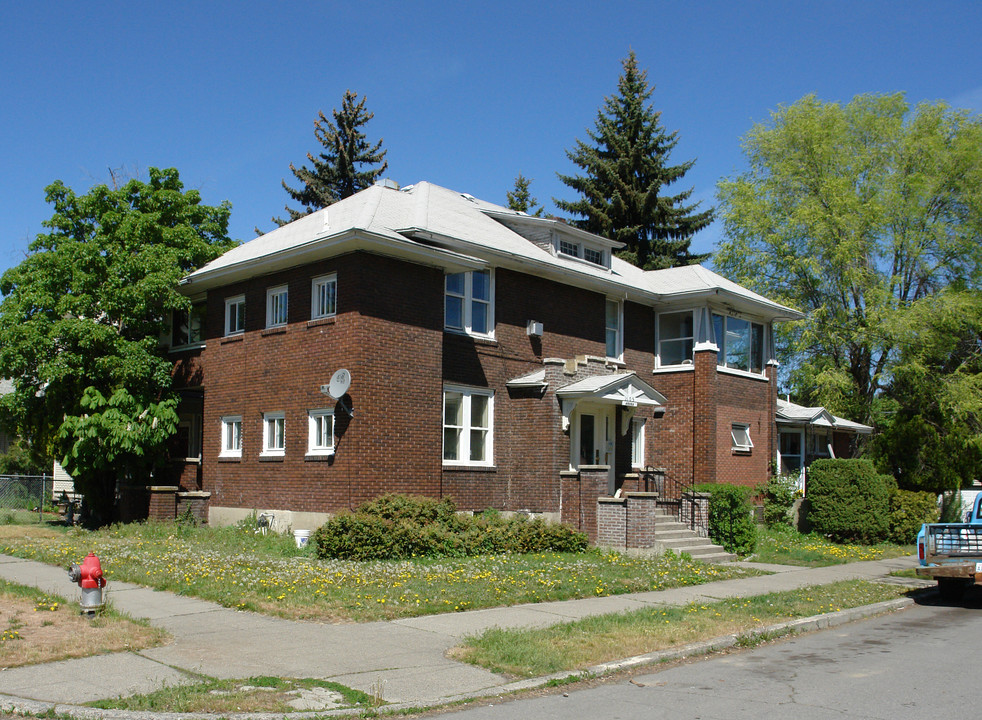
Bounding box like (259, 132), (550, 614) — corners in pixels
(322, 368), (354, 417)
(328, 368), (351, 399)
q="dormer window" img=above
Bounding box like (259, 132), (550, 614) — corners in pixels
(559, 239), (580, 258)
(584, 247), (604, 266)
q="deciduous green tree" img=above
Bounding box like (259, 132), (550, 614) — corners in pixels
(273, 90), (388, 227)
(716, 93), (982, 424)
(0, 168), (235, 522)
(506, 174), (544, 216)
(555, 52), (712, 269)
(869, 290), (982, 493)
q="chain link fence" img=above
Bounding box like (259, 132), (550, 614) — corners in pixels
(0, 474), (52, 523)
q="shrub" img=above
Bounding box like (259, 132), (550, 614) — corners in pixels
(761, 474), (800, 528)
(888, 489), (939, 544)
(805, 459), (892, 544)
(705, 484), (757, 556)
(312, 494), (588, 560)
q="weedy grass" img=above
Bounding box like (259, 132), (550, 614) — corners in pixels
(89, 676), (375, 714)
(1, 522), (759, 622)
(751, 527), (914, 566)
(456, 580), (907, 677)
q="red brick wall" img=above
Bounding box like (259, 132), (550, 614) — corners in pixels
(714, 368), (775, 489)
(189, 250), (778, 518)
(201, 252), (444, 514)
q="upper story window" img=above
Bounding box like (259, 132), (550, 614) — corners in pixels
(224, 295), (245, 336)
(445, 270), (493, 337)
(606, 299), (623, 360)
(584, 247), (605, 266)
(307, 408), (335, 456)
(262, 411), (285, 456)
(713, 313), (765, 374)
(311, 273), (337, 320)
(220, 415), (242, 457)
(266, 285), (288, 328)
(172, 303), (205, 348)
(443, 386), (493, 466)
(657, 310), (695, 367)
(559, 239), (580, 258)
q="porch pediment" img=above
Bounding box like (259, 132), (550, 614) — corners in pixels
(556, 372), (667, 407)
(557, 372), (666, 432)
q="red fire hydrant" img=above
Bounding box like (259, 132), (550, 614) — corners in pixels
(68, 552), (106, 614)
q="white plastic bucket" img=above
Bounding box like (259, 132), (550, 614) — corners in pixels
(294, 529), (311, 548)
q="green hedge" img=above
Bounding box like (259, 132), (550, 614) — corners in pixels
(313, 494), (588, 560)
(887, 489), (939, 544)
(761, 474), (800, 528)
(699, 483), (757, 556)
(805, 459), (893, 544)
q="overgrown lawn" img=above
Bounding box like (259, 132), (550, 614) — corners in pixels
(751, 527), (915, 566)
(0, 521), (759, 622)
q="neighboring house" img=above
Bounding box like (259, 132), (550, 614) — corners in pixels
(775, 398), (873, 486)
(150, 180), (802, 541)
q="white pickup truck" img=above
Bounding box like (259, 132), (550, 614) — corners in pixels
(917, 492), (982, 600)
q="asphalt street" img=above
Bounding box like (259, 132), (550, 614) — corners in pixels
(432, 590), (981, 720)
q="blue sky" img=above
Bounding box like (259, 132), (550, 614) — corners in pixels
(2, 1), (980, 278)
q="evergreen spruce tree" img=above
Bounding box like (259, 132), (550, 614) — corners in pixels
(555, 52), (712, 269)
(273, 90), (388, 227)
(505, 173), (544, 216)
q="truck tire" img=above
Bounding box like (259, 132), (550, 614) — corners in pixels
(938, 577), (967, 601)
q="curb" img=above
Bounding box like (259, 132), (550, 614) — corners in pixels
(0, 596), (916, 720)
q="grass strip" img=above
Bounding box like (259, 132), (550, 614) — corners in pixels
(751, 527), (914, 566)
(89, 675), (377, 713)
(455, 580), (907, 677)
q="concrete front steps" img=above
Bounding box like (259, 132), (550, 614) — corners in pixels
(651, 511), (736, 563)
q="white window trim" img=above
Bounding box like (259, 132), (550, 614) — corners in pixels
(606, 298), (624, 361)
(266, 285), (288, 329)
(558, 239), (581, 258)
(262, 411), (286, 456)
(656, 309), (698, 368)
(224, 295), (245, 337)
(713, 313), (767, 376)
(631, 417), (646, 469)
(307, 408), (335, 456)
(220, 415), (242, 458)
(170, 304), (206, 351)
(310, 273), (338, 320)
(444, 270), (495, 339)
(731, 422), (753, 452)
(442, 385), (494, 467)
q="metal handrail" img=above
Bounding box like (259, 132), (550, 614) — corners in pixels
(639, 466), (700, 532)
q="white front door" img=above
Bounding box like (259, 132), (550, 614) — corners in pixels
(573, 403), (616, 493)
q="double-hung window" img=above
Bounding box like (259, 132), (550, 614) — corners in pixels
(220, 416), (242, 457)
(225, 295), (245, 336)
(731, 423), (753, 452)
(445, 270), (492, 337)
(307, 409), (335, 456)
(657, 311), (695, 366)
(262, 412), (285, 456)
(605, 299), (623, 360)
(311, 274), (337, 320)
(713, 314), (765, 374)
(266, 285), (288, 328)
(172, 303), (205, 348)
(443, 386), (493, 465)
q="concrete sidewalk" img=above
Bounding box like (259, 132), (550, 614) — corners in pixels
(0, 552), (923, 716)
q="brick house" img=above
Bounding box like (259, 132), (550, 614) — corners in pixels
(153, 181), (802, 540)
(775, 398), (873, 488)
